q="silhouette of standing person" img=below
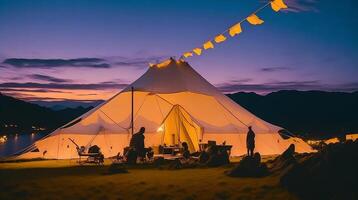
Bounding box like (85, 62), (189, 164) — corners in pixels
(246, 126), (255, 157)
(127, 127), (146, 163)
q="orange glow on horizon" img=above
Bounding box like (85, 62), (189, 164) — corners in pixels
(4, 88), (118, 101)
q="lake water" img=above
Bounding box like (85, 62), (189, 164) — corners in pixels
(0, 133), (48, 158)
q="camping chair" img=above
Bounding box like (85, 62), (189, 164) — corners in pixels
(86, 145), (104, 165)
(68, 138), (104, 165)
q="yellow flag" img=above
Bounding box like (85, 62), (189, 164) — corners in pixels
(183, 52), (193, 58)
(271, 3), (281, 12)
(246, 14), (264, 25)
(214, 34), (226, 43)
(203, 41), (214, 49)
(271, 0), (288, 12)
(229, 23), (242, 37)
(193, 48), (202, 56)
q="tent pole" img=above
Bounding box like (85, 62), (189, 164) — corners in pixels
(131, 86), (134, 136)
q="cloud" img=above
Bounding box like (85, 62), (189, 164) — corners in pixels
(113, 55), (169, 69)
(2, 58), (111, 69)
(0, 92), (36, 99)
(1, 55), (169, 70)
(217, 80), (320, 93)
(284, 0), (318, 12)
(261, 0), (318, 12)
(0, 81), (128, 90)
(216, 80), (358, 93)
(229, 78), (253, 83)
(260, 67), (292, 72)
(8, 77), (23, 81)
(76, 93), (98, 96)
(0, 88), (72, 93)
(28, 74), (73, 83)
(5, 93), (103, 103)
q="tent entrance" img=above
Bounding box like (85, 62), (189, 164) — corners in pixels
(160, 105), (202, 152)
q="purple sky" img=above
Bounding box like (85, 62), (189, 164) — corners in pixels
(0, 0), (357, 101)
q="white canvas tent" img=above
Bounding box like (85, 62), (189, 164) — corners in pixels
(17, 58), (314, 159)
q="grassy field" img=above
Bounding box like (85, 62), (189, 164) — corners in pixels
(0, 159), (297, 200)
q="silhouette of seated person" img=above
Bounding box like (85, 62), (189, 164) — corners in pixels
(199, 142), (213, 163)
(98, 149), (104, 164)
(126, 127), (146, 164)
(198, 141), (230, 166)
(181, 142), (190, 159)
(246, 126), (256, 157)
(206, 144), (228, 167)
(146, 147), (154, 160)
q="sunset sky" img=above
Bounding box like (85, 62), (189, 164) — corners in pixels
(0, 0), (357, 102)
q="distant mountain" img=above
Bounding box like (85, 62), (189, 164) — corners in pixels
(227, 90), (358, 139)
(0, 93), (93, 134)
(30, 100), (103, 110)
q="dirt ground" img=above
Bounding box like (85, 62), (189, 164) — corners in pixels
(0, 159), (297, 200)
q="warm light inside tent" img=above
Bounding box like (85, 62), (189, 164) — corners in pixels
(157, 125), (164, 133)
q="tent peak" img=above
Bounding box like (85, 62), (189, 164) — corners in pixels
(150, 57), (187, 68)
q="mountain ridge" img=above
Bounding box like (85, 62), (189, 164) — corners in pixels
(227, 90), (358, 138)
(0, 93), (93, 134)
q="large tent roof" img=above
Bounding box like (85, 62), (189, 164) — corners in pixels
(122, 58), (219, 95)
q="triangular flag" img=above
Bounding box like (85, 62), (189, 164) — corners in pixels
(229, 23), (242, 37)
(214, 34), (227, 43)
(271, 3), (281, 12)
(246, 14), (264, 25)
(183, 52), (193, 58)
(271, 0), (288, 12)
(203, 41), (214, 49)
(193, 48), (202, 56)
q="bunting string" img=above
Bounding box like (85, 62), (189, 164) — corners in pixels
(181, 0), (288, 59)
